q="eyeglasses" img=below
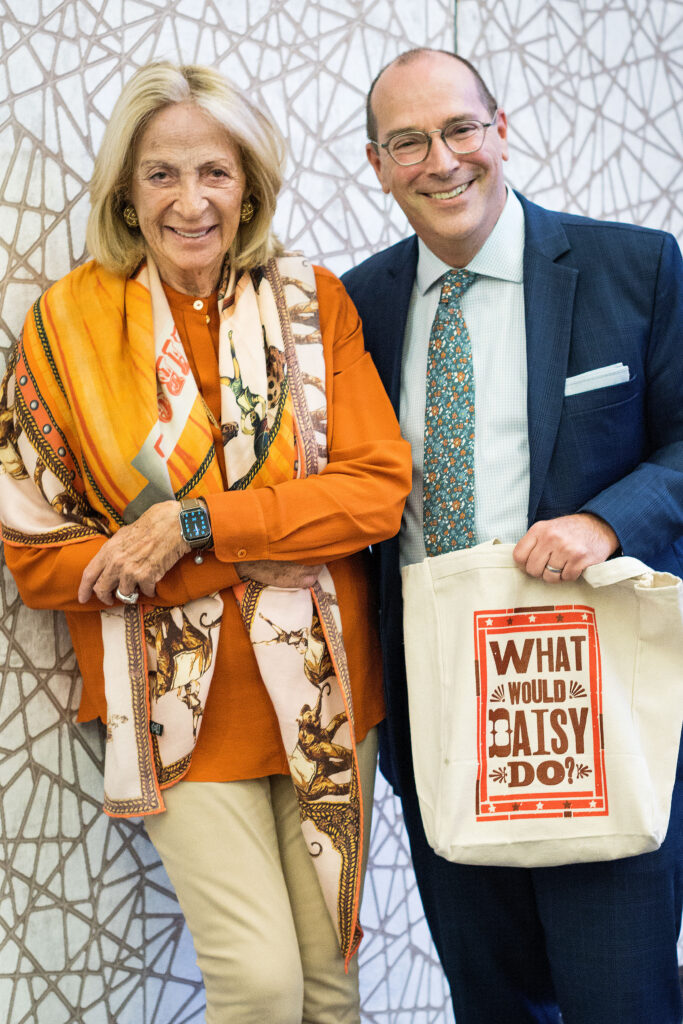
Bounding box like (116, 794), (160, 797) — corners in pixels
(371, 113), (498, 166)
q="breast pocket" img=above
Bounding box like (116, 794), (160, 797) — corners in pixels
(539, 375), (646, 514)
(563, 374), (639, 414)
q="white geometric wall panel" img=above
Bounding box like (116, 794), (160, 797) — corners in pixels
(457, 0), (682, 241)
(1, 0), (681, 1021)
(0, 2), (456, 1022)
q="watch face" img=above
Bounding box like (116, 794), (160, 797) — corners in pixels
(181, 506), (211, 542)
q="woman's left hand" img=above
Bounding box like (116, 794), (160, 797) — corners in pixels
(78, 500), (190, 605)
(236, 560), (324, 588)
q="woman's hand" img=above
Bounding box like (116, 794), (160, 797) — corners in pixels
(78, 500), (190, 605)
(236, 560), (324, 589)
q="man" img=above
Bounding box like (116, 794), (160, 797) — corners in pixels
(342, 48), (683, 1024)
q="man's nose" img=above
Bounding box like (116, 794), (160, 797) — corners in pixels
(425, 132), (461, 175)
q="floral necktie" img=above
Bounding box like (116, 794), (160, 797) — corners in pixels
(423, 269), (477, 555)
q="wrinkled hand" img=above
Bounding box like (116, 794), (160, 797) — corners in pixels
(513, 512), (619, 584)
(236, 560), (324, 589)
(78, 500), (190, 605)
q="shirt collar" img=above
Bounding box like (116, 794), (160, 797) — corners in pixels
(416, 187), (525, 295)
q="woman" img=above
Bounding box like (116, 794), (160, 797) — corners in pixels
(0, 63), (410, 1023)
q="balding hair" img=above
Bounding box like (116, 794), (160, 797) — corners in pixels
(366, 48), (498, 143)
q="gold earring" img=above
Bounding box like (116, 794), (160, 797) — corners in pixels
(123, 204), (139, 228)
(240, 198), (255, 223)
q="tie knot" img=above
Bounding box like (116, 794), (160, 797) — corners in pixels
(440, 268), (475, 304)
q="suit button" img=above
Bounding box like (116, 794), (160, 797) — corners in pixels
(237, 548), (247, 558)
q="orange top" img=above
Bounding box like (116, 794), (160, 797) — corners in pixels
(5, 266), (411, 782)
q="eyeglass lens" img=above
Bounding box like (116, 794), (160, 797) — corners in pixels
(388, 121), (485, 164)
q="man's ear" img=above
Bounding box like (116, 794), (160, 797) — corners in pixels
(366, 142), (391, 194)
(496, 109), (510, 163)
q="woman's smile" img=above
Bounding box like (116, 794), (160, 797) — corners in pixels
(167, 225), (217, 238)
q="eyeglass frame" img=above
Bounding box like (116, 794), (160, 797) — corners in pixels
(369, 112), (499, 166)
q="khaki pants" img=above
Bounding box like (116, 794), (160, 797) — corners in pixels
(145, 729), (378, 1024)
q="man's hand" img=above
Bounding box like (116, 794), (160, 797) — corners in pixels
(513, 512), (619, 584)
(236, 560), (324, 589)
(78, 500), (190, 604)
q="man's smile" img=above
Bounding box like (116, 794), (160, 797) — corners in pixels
(423, 181), (472, 200)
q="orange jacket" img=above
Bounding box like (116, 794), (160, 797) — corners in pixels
(5, 266), (411, 781)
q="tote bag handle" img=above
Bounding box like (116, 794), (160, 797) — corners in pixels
(479, 540), (665, 590)
(582, 557), (657, 588)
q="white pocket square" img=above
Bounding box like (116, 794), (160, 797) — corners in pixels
(564, 363), (630, 396)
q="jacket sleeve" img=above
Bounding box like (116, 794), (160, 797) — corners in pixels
(5, 268), (411, 609)
(3, 537), (240, 612)
(579, 232), (683, 558)
(206, 267), (412, 565)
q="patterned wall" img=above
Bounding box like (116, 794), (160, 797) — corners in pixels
(457, 0), (682, 241)
(0, 2), (456, 1023)
(1, 0), (681, 1022)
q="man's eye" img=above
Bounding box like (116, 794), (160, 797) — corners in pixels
(392, 135), (424, 150)
(446, 123), (478, 138)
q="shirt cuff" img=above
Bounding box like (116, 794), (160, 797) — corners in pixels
(205, 490), (269, 564)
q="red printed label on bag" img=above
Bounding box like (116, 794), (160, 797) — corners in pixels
(474, 605), (607, 821)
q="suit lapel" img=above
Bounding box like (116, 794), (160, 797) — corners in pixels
(519, 196), (578, 523)
(359, 203), (577, 526)
(376, 237), (418, 415)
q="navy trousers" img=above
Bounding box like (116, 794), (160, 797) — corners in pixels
(400, 735), (683, 1024)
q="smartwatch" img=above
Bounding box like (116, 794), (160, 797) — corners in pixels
(179, 497), (213, 564)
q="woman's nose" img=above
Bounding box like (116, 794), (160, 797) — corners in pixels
(174, 176), (208, 218)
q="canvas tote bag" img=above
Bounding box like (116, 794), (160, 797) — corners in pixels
(401, 541), (683, 867)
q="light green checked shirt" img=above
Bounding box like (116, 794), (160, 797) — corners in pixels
(399, 187), (530, 568)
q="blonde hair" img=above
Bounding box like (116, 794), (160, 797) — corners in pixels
(86, 63), (285, 276)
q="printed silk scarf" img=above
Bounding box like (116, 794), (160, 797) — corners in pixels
(0, 253), (364, 963)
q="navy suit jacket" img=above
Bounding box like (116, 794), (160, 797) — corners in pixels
(342, 192), (683, 793)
